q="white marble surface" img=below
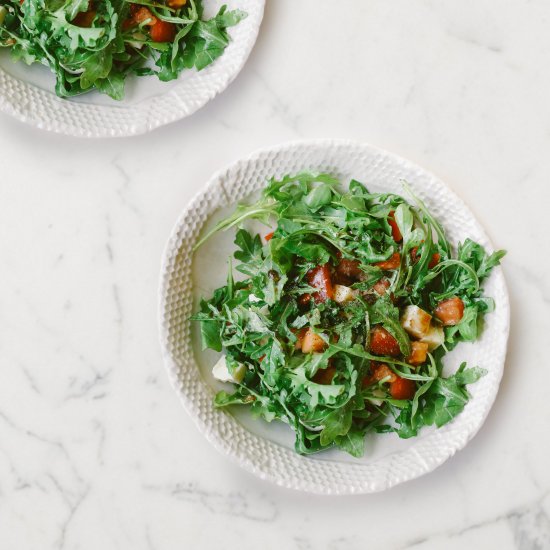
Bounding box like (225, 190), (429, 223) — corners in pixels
(1, 1), (549, 548)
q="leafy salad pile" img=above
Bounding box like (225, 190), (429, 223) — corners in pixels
(192, 173), (505, 457)
(0, 0), (246, 99)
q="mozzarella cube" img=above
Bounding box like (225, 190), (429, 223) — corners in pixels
(334, 284), (358, 304)
(419, 325), (445, 351)
(212, 356), (246, 384)
(400, 305), (432, 339)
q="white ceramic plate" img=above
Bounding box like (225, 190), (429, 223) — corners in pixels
(159, 140), (509, 495)
(0, 0), (264, 137)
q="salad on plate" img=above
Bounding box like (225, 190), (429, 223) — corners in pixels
(0, 0), (246, 99)
(192, 173), (505, 457)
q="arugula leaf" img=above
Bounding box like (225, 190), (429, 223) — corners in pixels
(94, 71), (125, 100)
(179, 6), (246, 71)
(234, 229), (262, 267)
(455, 364), (487, 386)
(416, 364), (486, 428)
(319, 404), (353, 446)
(334, 428), (366, 458)
(303, 183), (333, 212)
(280, 237), (331, 264)
(198, 318), (222, 352)
(446, 306), (479, 342)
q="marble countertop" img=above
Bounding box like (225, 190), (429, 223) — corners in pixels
(1, 1), (549, 548)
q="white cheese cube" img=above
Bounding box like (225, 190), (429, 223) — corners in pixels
(400, 305), (432, 339)
(334, 284), (358, 304)
(419, 325), (445, 351)
(212, 356), (246, 384)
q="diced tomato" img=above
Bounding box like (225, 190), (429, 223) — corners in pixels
(72, 2), (97, 28)
(373, 278), (390, 296)
(297, 294), (311, 307)
(167, 0), (187, 7)
(390, 377), (416, 400)
(434, 296), (465, 326)
(258, 354), (266, 362)
(374, 252), (401, 270)
(306, 264), (335, 303)
(292, 327), (308, 350)
(371, 277), (397, 303)
(123, 5), (156, 30)
(333, 271), (354, 286)
(362, 362), (397, 387)
(428, 253), (441, 269)
(301, 328), (327, 353)
(73, 10), (95, 27)
(312, 363), (336, 385)
(407, 341), (428, 366)
(132, 6), (156, 24)
(264, 231), (274, 242)
(369, 326), (401, 357)
(150, 19), (176, 42)
(336, 257), (362, 280)
(363, 362), (419, 400)
(411, 245), (440, 269)
(388, 210), (402, 242)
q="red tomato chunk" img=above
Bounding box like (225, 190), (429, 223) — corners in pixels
(374, 252), (401, 270)
(373, 278), (390, 296)
(369, 326), (401, 357)
(390, 377), (416, 400)
(292, 327), (308, 350)
(428, 253), (441, 269)
(336, 257), (362, 280)
(150, 19), (176, 42)
(73, 9), (96, 27)
(388, 210), (403, 242)
(312, 364), (336, 385)
(362, 363), (397, 387)
(301, 328), (327, 353)
(306, 264), (335, 303)
(434, 296), (465, 326)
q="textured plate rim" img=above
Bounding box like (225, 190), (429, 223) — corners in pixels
(158, 138), (510, 495)
(0, 0), (264, 138)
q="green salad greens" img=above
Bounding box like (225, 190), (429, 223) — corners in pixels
(192, 173), (505, 457)
(0, 0), (246, 99)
